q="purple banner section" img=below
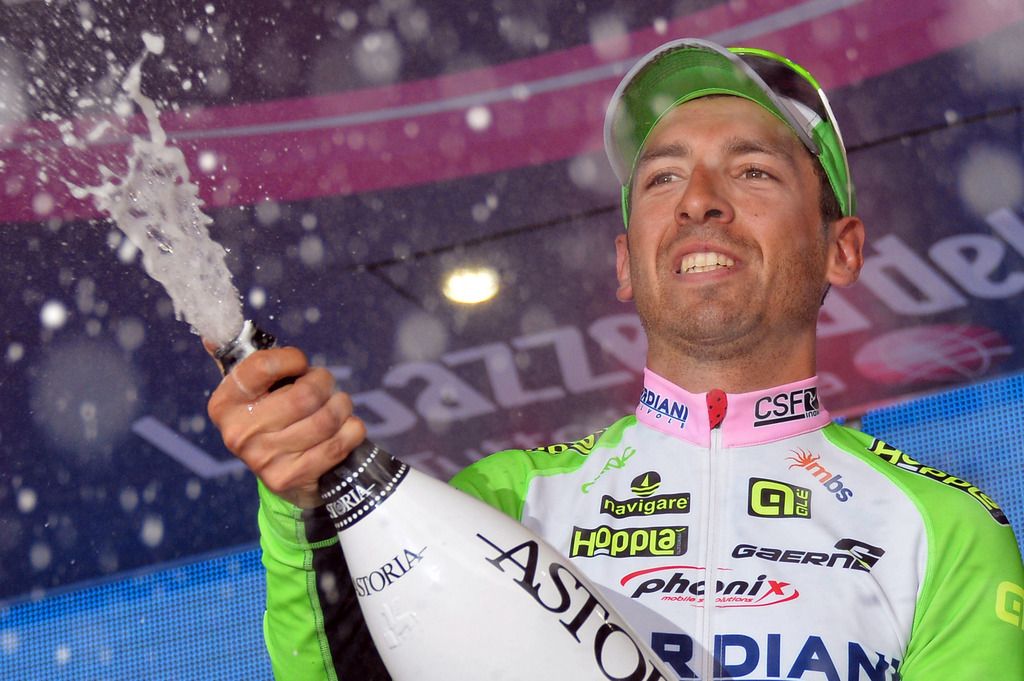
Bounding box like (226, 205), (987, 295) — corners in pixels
(2, 0), (1021, 223)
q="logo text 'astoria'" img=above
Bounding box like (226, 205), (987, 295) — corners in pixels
(354, 547), (427, 597)
(786, 450), (853, 502)
(477, 534), (669, 681)
(571, 525), (688, 558)
(324, 482), (376, 520)
(639, 388), (689, 429)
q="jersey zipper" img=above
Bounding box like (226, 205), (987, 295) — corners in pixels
(701, 426), (722, 681)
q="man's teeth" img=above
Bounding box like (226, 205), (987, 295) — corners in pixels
(679, 252), (735, 274)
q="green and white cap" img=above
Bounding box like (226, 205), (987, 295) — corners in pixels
(604, 38), (855, 223)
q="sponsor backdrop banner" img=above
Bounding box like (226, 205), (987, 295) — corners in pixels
(1, 0), (1023, 600)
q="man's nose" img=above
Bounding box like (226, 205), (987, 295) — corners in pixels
(676, 165), (733, 225)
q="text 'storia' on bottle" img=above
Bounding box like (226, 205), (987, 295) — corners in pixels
(318, 441), (676, 681)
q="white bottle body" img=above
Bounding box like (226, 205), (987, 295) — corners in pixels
(321, 443), (674, 681)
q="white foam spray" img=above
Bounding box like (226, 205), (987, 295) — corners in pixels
(71, 32), (243, 346)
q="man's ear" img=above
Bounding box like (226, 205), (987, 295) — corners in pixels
(826, 216), (865, 288)
(615, 233), (633, 302)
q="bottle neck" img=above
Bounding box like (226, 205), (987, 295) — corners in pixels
(319, 440), (409, 532)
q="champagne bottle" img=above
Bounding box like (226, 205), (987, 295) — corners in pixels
(217, 322), (675, 681)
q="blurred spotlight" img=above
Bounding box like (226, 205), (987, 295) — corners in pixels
(29, 340), (141, 459)
(442, 266), (499, 305)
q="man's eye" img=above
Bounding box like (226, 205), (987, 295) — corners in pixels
(647, 172), (677, 187)
(743, 167), (772, 180)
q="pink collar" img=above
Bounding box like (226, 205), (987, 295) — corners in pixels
(635, 368), (831, 448)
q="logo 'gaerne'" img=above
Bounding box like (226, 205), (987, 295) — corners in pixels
(732, 538), (885, 572)
(748, 478), (811, 518)
(631, 472), (661, 497)
(570, 525), (688, 558)
(867, 439), (1009, 525)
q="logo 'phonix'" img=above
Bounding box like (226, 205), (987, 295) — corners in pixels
(786, 450), (853, 502)
(621, 566), (799, 608)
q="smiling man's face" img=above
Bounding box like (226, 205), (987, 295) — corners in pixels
(615, 95), (834, 368)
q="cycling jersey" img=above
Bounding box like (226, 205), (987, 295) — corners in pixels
(257, 370), (1024, 680)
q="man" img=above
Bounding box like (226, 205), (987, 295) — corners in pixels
(208, 39), (1024, 679)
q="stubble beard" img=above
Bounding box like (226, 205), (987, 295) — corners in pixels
(635, 235), (827, 365)
(639, 283), (767, 363)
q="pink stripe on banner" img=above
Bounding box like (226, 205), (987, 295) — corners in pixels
(1, 0), (1021, 224)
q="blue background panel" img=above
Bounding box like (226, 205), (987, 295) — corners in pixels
(862, 372), (1024, 542)
(0, 548), (270, 681)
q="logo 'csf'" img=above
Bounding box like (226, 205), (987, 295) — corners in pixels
(754, 388), (819, 427)
(786, 450), (853, 502)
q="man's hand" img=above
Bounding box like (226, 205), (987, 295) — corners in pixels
(206, 346), (367, 508)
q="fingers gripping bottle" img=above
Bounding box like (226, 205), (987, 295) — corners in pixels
(218, 323), (676, 681)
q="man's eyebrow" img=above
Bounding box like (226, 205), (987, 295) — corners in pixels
(635, 137), (800, 172)
(636, 142), (689, 169)
(725, 136), (798, 166)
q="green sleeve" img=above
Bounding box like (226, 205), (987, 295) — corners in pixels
(450, 416), (634, 521)
(257, 480), (339, 681)
(825, 425), (1024, 679)
(258, 481), (389, 680)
